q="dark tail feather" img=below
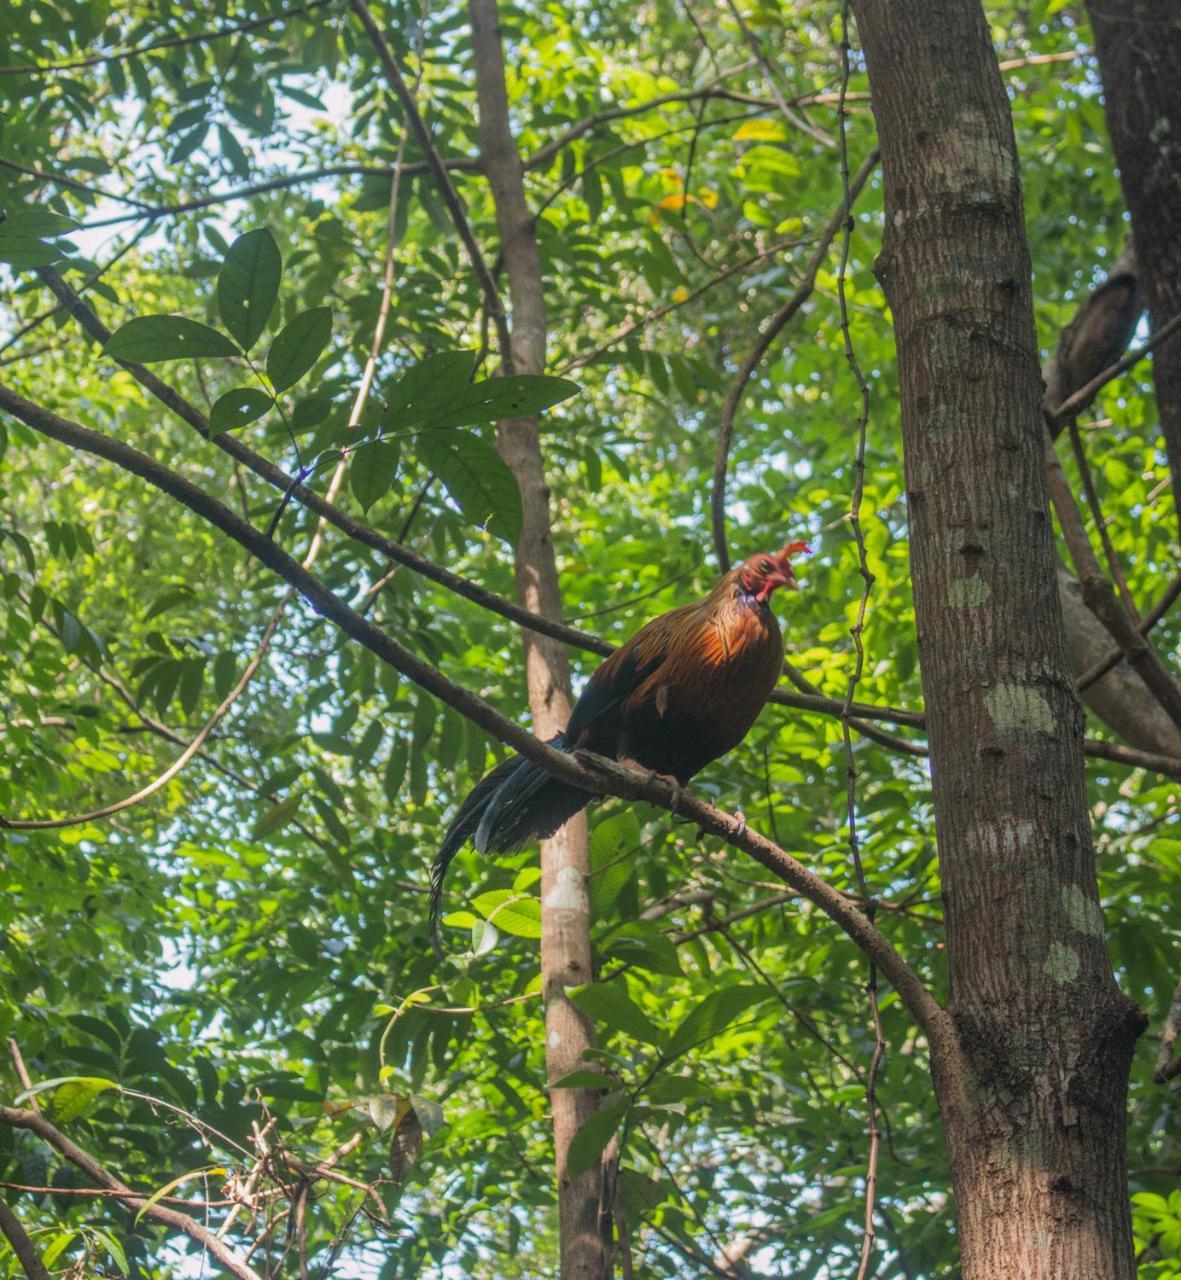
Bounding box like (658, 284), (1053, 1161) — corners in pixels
(429, 733), (590, 955)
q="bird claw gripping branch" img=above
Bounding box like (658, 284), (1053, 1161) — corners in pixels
(428, 541), (811, 953)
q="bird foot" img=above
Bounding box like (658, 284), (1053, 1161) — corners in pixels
(619, 757), (684, 810)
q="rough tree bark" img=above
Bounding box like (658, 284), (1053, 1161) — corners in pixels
(848, 1), (1146, 1276)
(467, 3), (609, 1278)
(1087, 0), (1181, 533)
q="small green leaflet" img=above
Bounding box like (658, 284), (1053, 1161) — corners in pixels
(0, 209), (78, 267)
(417, 429), (522, 545)
(567, 982), (664, 1048)
(589, 809), (641, 916)
(13, 1075), (118, 1122)
(217, 228), (282, 351)
(567, 1091), (629, 1178)
(210, 388), (273, 434)
(663, 984), (770, 1061)
(104, 316), (239, 363)
(442, 374), (581, 427)
(350, 438), (400, 514)
(267, 306), (332, 393)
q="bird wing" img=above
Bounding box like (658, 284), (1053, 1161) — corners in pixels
(564, 601), (702, 747)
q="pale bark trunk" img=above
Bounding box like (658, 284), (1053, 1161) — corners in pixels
(467, 3), (609, 1277)
(1087, 0), (1181, 533)
(848, 1), (1145, 1275)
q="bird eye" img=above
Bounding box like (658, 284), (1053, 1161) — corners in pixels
(759, 558), (773, 573)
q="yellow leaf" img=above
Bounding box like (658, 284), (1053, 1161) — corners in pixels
(656, 193), (690, 212)
(734, 118), (788, 142)
(697, 187), (720, 209)
(671, 286), (690, 303)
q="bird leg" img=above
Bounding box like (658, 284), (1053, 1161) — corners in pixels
(618, 756), (684, 812)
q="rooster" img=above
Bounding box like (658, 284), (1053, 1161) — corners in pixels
(430, 542), (809, 947)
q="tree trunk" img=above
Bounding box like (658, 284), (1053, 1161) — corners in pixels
(467, 4), (609, 1277)
(848, 2), (1145, 1275)
(1087, 0), (1181, 534)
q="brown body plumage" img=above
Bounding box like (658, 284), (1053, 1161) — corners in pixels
(429, 542), (808, 946)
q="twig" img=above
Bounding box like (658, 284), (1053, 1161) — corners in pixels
(1153, 975), (1181, 1085)
(835, 15), (884, 1273)
(1048, 309), (1181, 429)
(0, 1106), (262, 1280)
(349, 0), (512, 366)
(7, 1039), (38, 1112)
(0, 0), (333, 76)
(711, 147), (879, 570)
(1077, 569), (1181, 693)
(1044, 428), (1181, 733)
(0, 597), (288, 830)
(1066, 418), (1138, 617)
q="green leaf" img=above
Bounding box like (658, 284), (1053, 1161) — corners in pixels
(0, 236), (61, 266)
(439, 375), (581, 428)
(350, 438), (400, 514)
(589, 810), (641, 916)
(266, 306), (332, 393)
(382, 350), (478, 432)
(104, 316), (239, 363)
(252, 791), (303, 839)
(217, 228), (281, 351)
(567, 982), (664, 1048)
(410, 1094), (445, 1137)
(13, 1076), (118, 1120)
(471, 890), (542, 939)
(135, 1167), (227, 1224)
(417, 429), (522, 545)
(210, 388), (274, 434)
(664, 985), (770, 1061)
(551, 1070), (613, 1090)
(0, 210), (80, 237)
(567, 1091), (629, 1178)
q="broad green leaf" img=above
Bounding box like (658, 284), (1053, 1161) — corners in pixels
(104, 316), (239, 363)
(551, 1070), (613, 1090)
(252, 791), (303, 838)
(0, 210), (80, 237)
(0, 236), (61, 266)
(417, 429), (522, 545)
(664, 984), (769, 1061)
(266, 307), (332, 392)
(410, 1094), (445, 1137)
(567, 982), (664, 1048)
(589, 810), (641, 915)
(210, 388), (273, 434)
(472, 918), (499, 956)
(567, 1091), (628, 1179)
(471, 890), (542, 938)
(13, 1076), (118, 1120)
(349, 438), (400, 514)
(217, 228), (281, 351)
(382, 350), (479, 432)
(441, 375), (580, 427)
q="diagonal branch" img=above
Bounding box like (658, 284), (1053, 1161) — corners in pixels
(0, 1199), (51, 1280)
(0, 380), (952, 1055)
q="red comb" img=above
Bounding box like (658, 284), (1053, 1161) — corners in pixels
(777, 541), (811, 560)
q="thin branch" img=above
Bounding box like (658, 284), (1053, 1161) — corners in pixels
(0, 598), (287, 830)
(0, 1106), (262, 1280)
(0, 154), (156, 210)
(1066, 418), (1138, 617)
(1044, 428), (1181, 733)
(720, 0), (837, 147)
(0, 380), (952, 1053)
(0, 1199), (52, 1280)
(1077, 567), (1181, 693)
(0, 0), (333, 76)
(1153, 975), (1181, 1085)
(711, 146), (879, 570)
(1048, 308), (1181, 428)
(349, 0), (512, 366)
